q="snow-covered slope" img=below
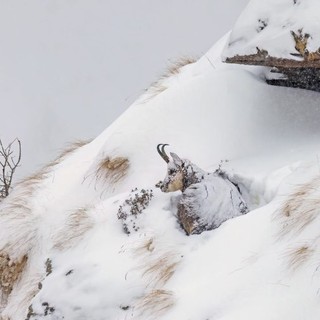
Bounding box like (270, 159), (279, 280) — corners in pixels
(2, 28), (320, 320)
(224, 0), (320, 59)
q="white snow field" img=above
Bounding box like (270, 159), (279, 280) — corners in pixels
(2, 16), (320, 320)
(224, 0), (320, 59)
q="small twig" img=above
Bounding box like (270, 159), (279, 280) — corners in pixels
(0, 138), (22, 199)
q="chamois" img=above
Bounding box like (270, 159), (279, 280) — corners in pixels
(156, 144), (248, 235)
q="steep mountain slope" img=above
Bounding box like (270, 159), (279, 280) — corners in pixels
(1, 31), (320, 320)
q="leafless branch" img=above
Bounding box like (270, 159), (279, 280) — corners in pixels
(0, 138), (22, 200)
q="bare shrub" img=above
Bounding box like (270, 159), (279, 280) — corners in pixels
(0, 139), (22, 200)
(117, 188), (153, 234)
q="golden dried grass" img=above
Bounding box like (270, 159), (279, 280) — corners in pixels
(17, 140), (90, 188)
(142, 253), (179, 288)
(53, 207), (94, 250)
(276, 177), (320, 237)
(0, 253), (28, 295)
(95, 156), (129, 185)
(285, 244), (314, 271)
(137, 289), (174, 319)
(0, 139), (91, 251)
(291, 29), (320, 61)
(166, 57), (197, 76)
(134, 238), (155, 255)
(131, 238), (179, 318)
(141, 56), (197, 103)
(54, 140), (90, 163)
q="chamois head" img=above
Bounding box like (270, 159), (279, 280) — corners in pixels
(156, 144), (185, 193)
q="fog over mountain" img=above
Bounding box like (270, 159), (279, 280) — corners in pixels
(0, 0), (248, 179)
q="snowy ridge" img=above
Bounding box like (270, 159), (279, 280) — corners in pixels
(223, 0), (320, 59)
(1, 29), (320, 319)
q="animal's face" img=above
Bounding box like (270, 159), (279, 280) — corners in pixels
(160, 163), (184, 192)
(156, 144), (185, 193)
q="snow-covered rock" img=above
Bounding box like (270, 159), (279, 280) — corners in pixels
(223, 0), (320, 60)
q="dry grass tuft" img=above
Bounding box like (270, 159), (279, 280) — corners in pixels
(141, 56), (197, 103)
(95, 156), (129, 185)
(53, 207), (94, 250)
(14, 139), (90, 192)
(131, 240), (180, 319)
(135, 238), (155, 254)
(166, 57), (197, 76)
(54, 140), (90, 163)
(285, 244), (314, 271)
(142, 253), (179, 288)
(0, 253), (28, 295)
(276, 177), (320, 237)
(137, 289), (174, 319)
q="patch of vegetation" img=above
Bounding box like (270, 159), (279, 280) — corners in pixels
(117, 188), (153, 234)
(45, 258), (52, 276)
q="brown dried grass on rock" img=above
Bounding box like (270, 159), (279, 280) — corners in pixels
(0, 253), (28, 295)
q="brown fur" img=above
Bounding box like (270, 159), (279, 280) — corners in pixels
(141, 56), (197, 103)
(177, 203), (197, 235)
(164, 172), (184, 192)
(286, 244), (314, 271)
(95, 156), (129, 185)
(53, 207), (94, 250)
(137, 289), (174, 319)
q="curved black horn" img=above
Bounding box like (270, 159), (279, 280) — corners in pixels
(157, 144), (170, 163)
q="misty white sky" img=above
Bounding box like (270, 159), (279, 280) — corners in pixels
(0, 0), (248, 179)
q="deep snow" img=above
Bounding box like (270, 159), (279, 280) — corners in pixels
(224, 0), (320, 59)
(1, 25), (320, 320)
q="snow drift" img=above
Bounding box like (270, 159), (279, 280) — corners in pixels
(224, 0), (320, 60)
(2, 12), (320, 320)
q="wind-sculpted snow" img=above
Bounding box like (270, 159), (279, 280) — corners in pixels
(2, 31), (320, 319)
(224, 0), (320, 60)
